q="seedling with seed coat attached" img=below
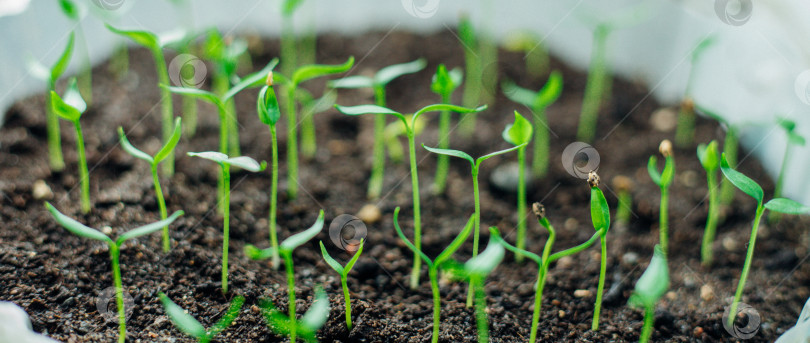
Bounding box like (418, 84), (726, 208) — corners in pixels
(159, 293), (244, 343)
(697, 140), (720, 266)
(648, 140), (675, 255)
(501, 111), (533, 261)
(628, 245), (669, 343)
(320, 238), (364, 330)
(46, 202), (183, 343)
(50, 78), (90, 213)
(257, 69), (284, 268)
(588, 171), (611, 331)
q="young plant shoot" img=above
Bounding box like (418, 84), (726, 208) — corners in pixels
(118, 118), (182, 252)
(770, 119), (806, 223)
(502, 70), (563, 177)
(699, 106), (741, 206)
(612, 175), (634, 228)
(188, 152), (266, 293)
(259, 286), (330, 343)
(319, 238), (364, 330)
(245, 210), (325, 342)
(588, 171), (611, 331)
(46, 203), (183, 343)
(423, 141), (525, 305)
(107, 24), (187, 176)
(675, 36), (715, 148)
(335, 103), (487, 289)
(203, 29), (250, 155)
(720, 153), (810, 328)
(490, 203), (602, 343)
(628, 245), (669, 343)
(578, 24), (613, 143)
(275, 56), (354, 199)
(501, 111), (533, 261)
(647, 140), (675, 255)
(50, 78), (90, 213)
(257, 70), (284, 268)
(329, 59), (427, 199)
(393, 207), (474, 343)
(159, 293), (244, 343)
(26, 32), (74, 171)
(429, 64), (463, 194)
(697, 140), (720, 266)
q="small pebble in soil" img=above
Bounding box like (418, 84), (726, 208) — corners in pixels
(558, 310), (566, 318)
(102, 226), (113, 235)
(666, 291), (677, 300)
(622, 252), (639, 265)
(327, 139), (353, 156)
(683, 275), (696, 289)
(679, 170), (699, 188)
(564, 218), (578, 231)
(650, 107), (677, 132)
(722, 236), (739, 251)
(556, 256), (574, 269)
(700, 284), (714, 301)
(574, 289), (592, 298)
(31, 179), (53, 200)
(489, 162), (532, 193)
(356, 204), (382, 224)
(693, 326), (704, 337)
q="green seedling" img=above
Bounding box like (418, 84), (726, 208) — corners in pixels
(329, 59), (427, 199)
(57, 0), (92, 104)
(458, 11), (497, 136)
(319, 239), (364, 330)
(491, 203), (602, 343)
(118, 118), (183, 252)
(259, 286), (330, 343)
(770, 119), (806, 223)
(423, 141), (524, 305)
(502, 30), (550, 78)
(588, 171), (611, 331)
(25, 32), (74, 171)
(502, 70), (563, 178)
(166, 59), (278, 214)
(275, 56), (354, 199)
(257, 70), (283, 269)
(188, 152), (266, 293)
(612, 176), (634, 228)
(159, 293), (244, 343)
(501, 111), (533, 261)
(647, 140), (675, 255)
(280, 0), (305, 77)
(335, 103), (487, 289)
(441, 234), (504, 343)
(245, 210), (325, 342)
(429, 64), (463, 195)
(697, 140), (720, 266)
(699, 106), (741, 206)
(203, 29), (250, 155)
(720, 153), (810, 328)
(774, 297), (810, 343)
(45, 202), (183, 343)
(50, 78), (90, 213)
(393, 207), (474, 343)
(578, 24), (613, 143)
(107, 24), (188, 176)
(675, 36), (715, 148)
(628, 245), (669, 343)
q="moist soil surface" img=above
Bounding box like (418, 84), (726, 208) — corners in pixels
(2, 30), (809, 343)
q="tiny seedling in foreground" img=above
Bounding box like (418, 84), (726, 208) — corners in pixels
(329, 59), (427, 199)
(159, 293), (244, 343)
(502, 70), (563, 177)
(720, 153), (810, 328)
(393, 207), (474, 343)
(578, 24), (613, 143)
(588, 171), (611, 331)
(188, 152), (265, 293)
(423, 141), (525, 305)
(697, 140), (720, 266)
(319, 239), (364, 330)
(50, 78), (90, 213)
(647, 140), (675, 255)
(628, 245), (669, 343)
(501, 111), (533, 262)
(118, 117), (182, 252)
(335, 103), (487, 289)
(246, 210), (325, 342)
(770, 118), (806, 223)
(259, 286), (330, 343)
(46, 202), (183, 343)
(429, 64), (463, 194)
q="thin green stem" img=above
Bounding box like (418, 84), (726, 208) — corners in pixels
(639, 305), (655, 343)
(182, 96), (197, 137)
(548, 232), (601, 263)
(616, 191), (632, 226)
(217, 107), (228, 215)
(675, 104), (695, 148)
(152, 164), (169, 252)
(221, 165), (230, 294)
(46, 81), (65, 171)
(74, 121), (90, 214)
(728, 205), (765, 328)
(301, 103), (317, 160)
(529, 223), (555, 341)
(226, 99), (240, 156)
(660, 187), (669, 255)
(769, 144), (791, 223)
(516, 148), (527, 261)
(531, 106), (549, 177)
(429, 268), (440, 343)
(342, 276), (352, 330)
(408, 132), (422, 289)
(720, 128), (739, 205)
(578, 27), (609, 143)
(701, 171), (719, 266)
(109, 245), (125, 343)
(153, 48), (174, 177)
(281, 17), (297, 81)
(368, 86), (387, 200)
(592, 236), (607, 331)
(269, 125), (280, 269)
(287, 85), (299, 200)
(434, 93), (451, 194)
(473, 278), (489, 343)
(467, 167), (481, 307)
(284, 253), (297, 342)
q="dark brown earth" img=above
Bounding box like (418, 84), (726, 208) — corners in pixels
(2, 30), (809, 342)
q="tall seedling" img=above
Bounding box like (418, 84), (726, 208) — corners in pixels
(50, 78), (90, 213)
(577, 24), (612, 142)
(256, 70), (283, 268)
(697, 140), (720, 266)
(501, 111), (532, 262)
(647, 140), (675, 255)
(429, 64), (463, 194)
(675, 37), (715, 147)
(588, 171), (611, 331)
(203, 29), (250, 155)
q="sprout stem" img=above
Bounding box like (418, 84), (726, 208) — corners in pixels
(578, 25), (610, 143)
(153, 49), (174, 177)
(151, 164), (169, 252)
(269, 125), (281, 269)
(728, 205), (764, 328)
(283, 252), (297, 342)
(616, 190), (632, 226)
(301, 106), (317, 160)
(720, 127), (739, 205)
(182, 96), (197, 137)
(287, 85), (299, 200)
(221, 164), (230, 293)
(342, 276), (352, 330)
(531, 107), (550, 177)
(701, 171), (719, 266)
(368, 86), (387, 199)
(46, 83), (65, 171)
(74, 120), (90, 214)
(109, 244), (125, 343)
(639, 304), (655, 343)
(466, 167), (481, 306)
(515, 147), (527, 261)
(660, 187), (669, 255)
(592, 236), (607, 331)
(473, 277), (489, 343)
(408, 132), (422, 289)
(434, 93), (451, 194)
(429, 268), (440, 343)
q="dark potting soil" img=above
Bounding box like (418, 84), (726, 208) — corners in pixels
(2, 30), (809, 343)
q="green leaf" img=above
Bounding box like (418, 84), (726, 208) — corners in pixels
(788, 132), (806, 146)
(257, 86), (281, 125)
(328, 76), (374, 89)
(155, 117), (182, 164)
(223, 59), (279, 101)
(208, 295), (246, 339)
(696, 141), (719, 171)
(765, 198), (810, 215)
(464, 235), (505, 276)
(335, 104), (406, 124)
(502, 110), (533, 146)
(117, 211), (184, 245)
(629, 245), (669, 308)
(422, 145), (474, 165)
(224, 156), (264, 172)
(431, 64), (454, 96)
(319, 241), (344, 274)
(392, 207), (433, 267)
(187, 151), (228, 164)
(45, 202), (111, 243)
(58, 0), (81, 20)
(720, 153), (764, 204)
(535, 70), (563, 108)
(159, 293), (206, 339)
(778, 118), (797, 133)
(413, 104), (486, 125)
(308, 89), (338, 114)
(501, 80), (538, 108)
(280, 210), (325, 252)
(292, 57), (355, 86)
(435, 215), (475, 266)
(489, 227), (542, 265)
(117, 127), (154, 164)
(282, 0), (304, 16)
(51, 32), (75, 83)
(50, 91), (80, 122)
(590, 187), (610, 233)
(647, 156), (662, 186)
(660, 156), (675, 187)
(375, 59), (426, 86)
(106, 24), (160, 50)
(476, 144), (526, 166)
(300, 287), (330, 333)
(343, 238), (365, 277)
(164, 85), (224, 110)
(244, 244), (277, 260)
